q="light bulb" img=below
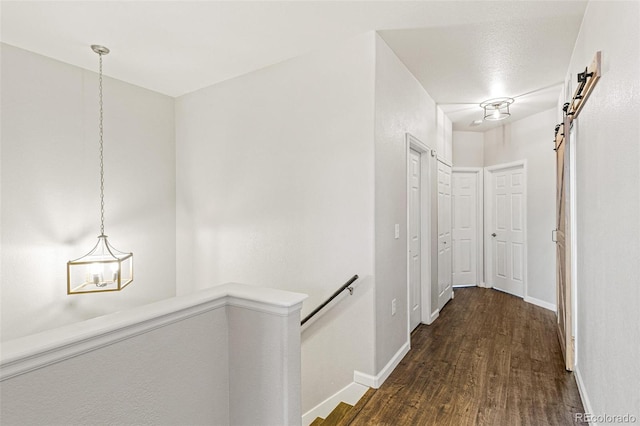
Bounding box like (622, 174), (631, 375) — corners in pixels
(89, 263), (103, 285)
(493, 108), (501, 119)
(111, 263), (120, 282)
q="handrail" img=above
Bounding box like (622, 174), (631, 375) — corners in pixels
(301, 274), (359, 326)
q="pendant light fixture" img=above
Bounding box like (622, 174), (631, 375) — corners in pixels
(67, 45), (133, 294)
(480, 97), (514, 121)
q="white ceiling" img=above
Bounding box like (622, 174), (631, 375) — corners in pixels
(1, 1), (587, 130)
(378, 3), (587, 130)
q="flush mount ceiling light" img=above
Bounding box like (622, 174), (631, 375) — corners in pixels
(480, 97), (514, 121)
(67, 45), (133, 295)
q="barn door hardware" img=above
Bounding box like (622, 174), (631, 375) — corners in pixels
(566, 51), (602, 121)
(552, 51), (601, 148)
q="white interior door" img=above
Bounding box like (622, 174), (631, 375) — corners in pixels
(452, 171), (478, 286)
(437, 161), (453, 309)
(487, 163), (526, 297)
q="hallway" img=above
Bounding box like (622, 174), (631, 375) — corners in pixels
(349, 288), (585, 425)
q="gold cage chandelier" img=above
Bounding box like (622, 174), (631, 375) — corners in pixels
(67, 45), (133, 294)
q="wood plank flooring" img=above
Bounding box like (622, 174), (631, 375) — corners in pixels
(349, 288), (585, 426)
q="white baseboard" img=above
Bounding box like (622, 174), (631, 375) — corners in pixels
(354, 341), (410, 389)
(574, 366), (595, 425)
(427, 309), (439, 325)
(524, 295), (556, 312)
(421, 309), (439, 325)
(452, 284), (476, 288)
(302, 381), (369, 426)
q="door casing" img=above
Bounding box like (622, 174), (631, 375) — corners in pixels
(408, 148), (422, 331)
(405, 133), (437, 331)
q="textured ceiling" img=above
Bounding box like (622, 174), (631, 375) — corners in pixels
(1, 1), (588, 130)
(378, 4), (587, 130)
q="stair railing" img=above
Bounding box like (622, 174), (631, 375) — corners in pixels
(301, 274), (359, 326)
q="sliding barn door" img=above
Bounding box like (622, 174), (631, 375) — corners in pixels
(556, 119), (574, 371)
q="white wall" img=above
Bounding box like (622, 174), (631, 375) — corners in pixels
(0, 44), (176, 341)
(484, 108), (557, 306)
(436, 108), (453, 164)
(175, 33), (376, 414)
(1, 309), (229, 425)
(374, 35), (437, 370)
(566, 1), (640, 420)
(1, 283), (306, 426)
(453, 131), (484, 167)
(229, 305), (303, 426)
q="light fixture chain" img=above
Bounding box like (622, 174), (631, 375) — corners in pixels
(98, 52), (105, 236)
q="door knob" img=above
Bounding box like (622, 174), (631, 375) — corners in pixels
(491, 233), (497, 237)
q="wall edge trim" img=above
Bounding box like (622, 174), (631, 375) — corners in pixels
(301, 381), (369, 426)
(1, 283), (307, 381)
(574, 366), (595, 425)
(354, 341), (410, 388)
(524, 295), (556, 312)
(427, 309), (440, 325)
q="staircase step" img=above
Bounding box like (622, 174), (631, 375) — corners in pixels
(310, 417), (325, 426)
(309, 389), (377, 426)
(323, 402), (353, 426)
(336, 388), (377, 426)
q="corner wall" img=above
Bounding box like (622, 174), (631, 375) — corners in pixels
(452, 131), (484, 168)
(175, 32), (376, 414)
(483, 108), (557, 306)
(1, 283), (307, 426)
(565, 1), (640, 420)
(374, 34), (437, 371)
(0, 43), (176, 341)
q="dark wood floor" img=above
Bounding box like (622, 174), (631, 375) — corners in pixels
(349, 287), (585, 426)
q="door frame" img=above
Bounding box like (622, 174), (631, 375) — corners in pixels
(484, 160), (528, 297)
(452, 167), (484, 288)
(405, 133), (436, 330)
(408, 148), (422, 332)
